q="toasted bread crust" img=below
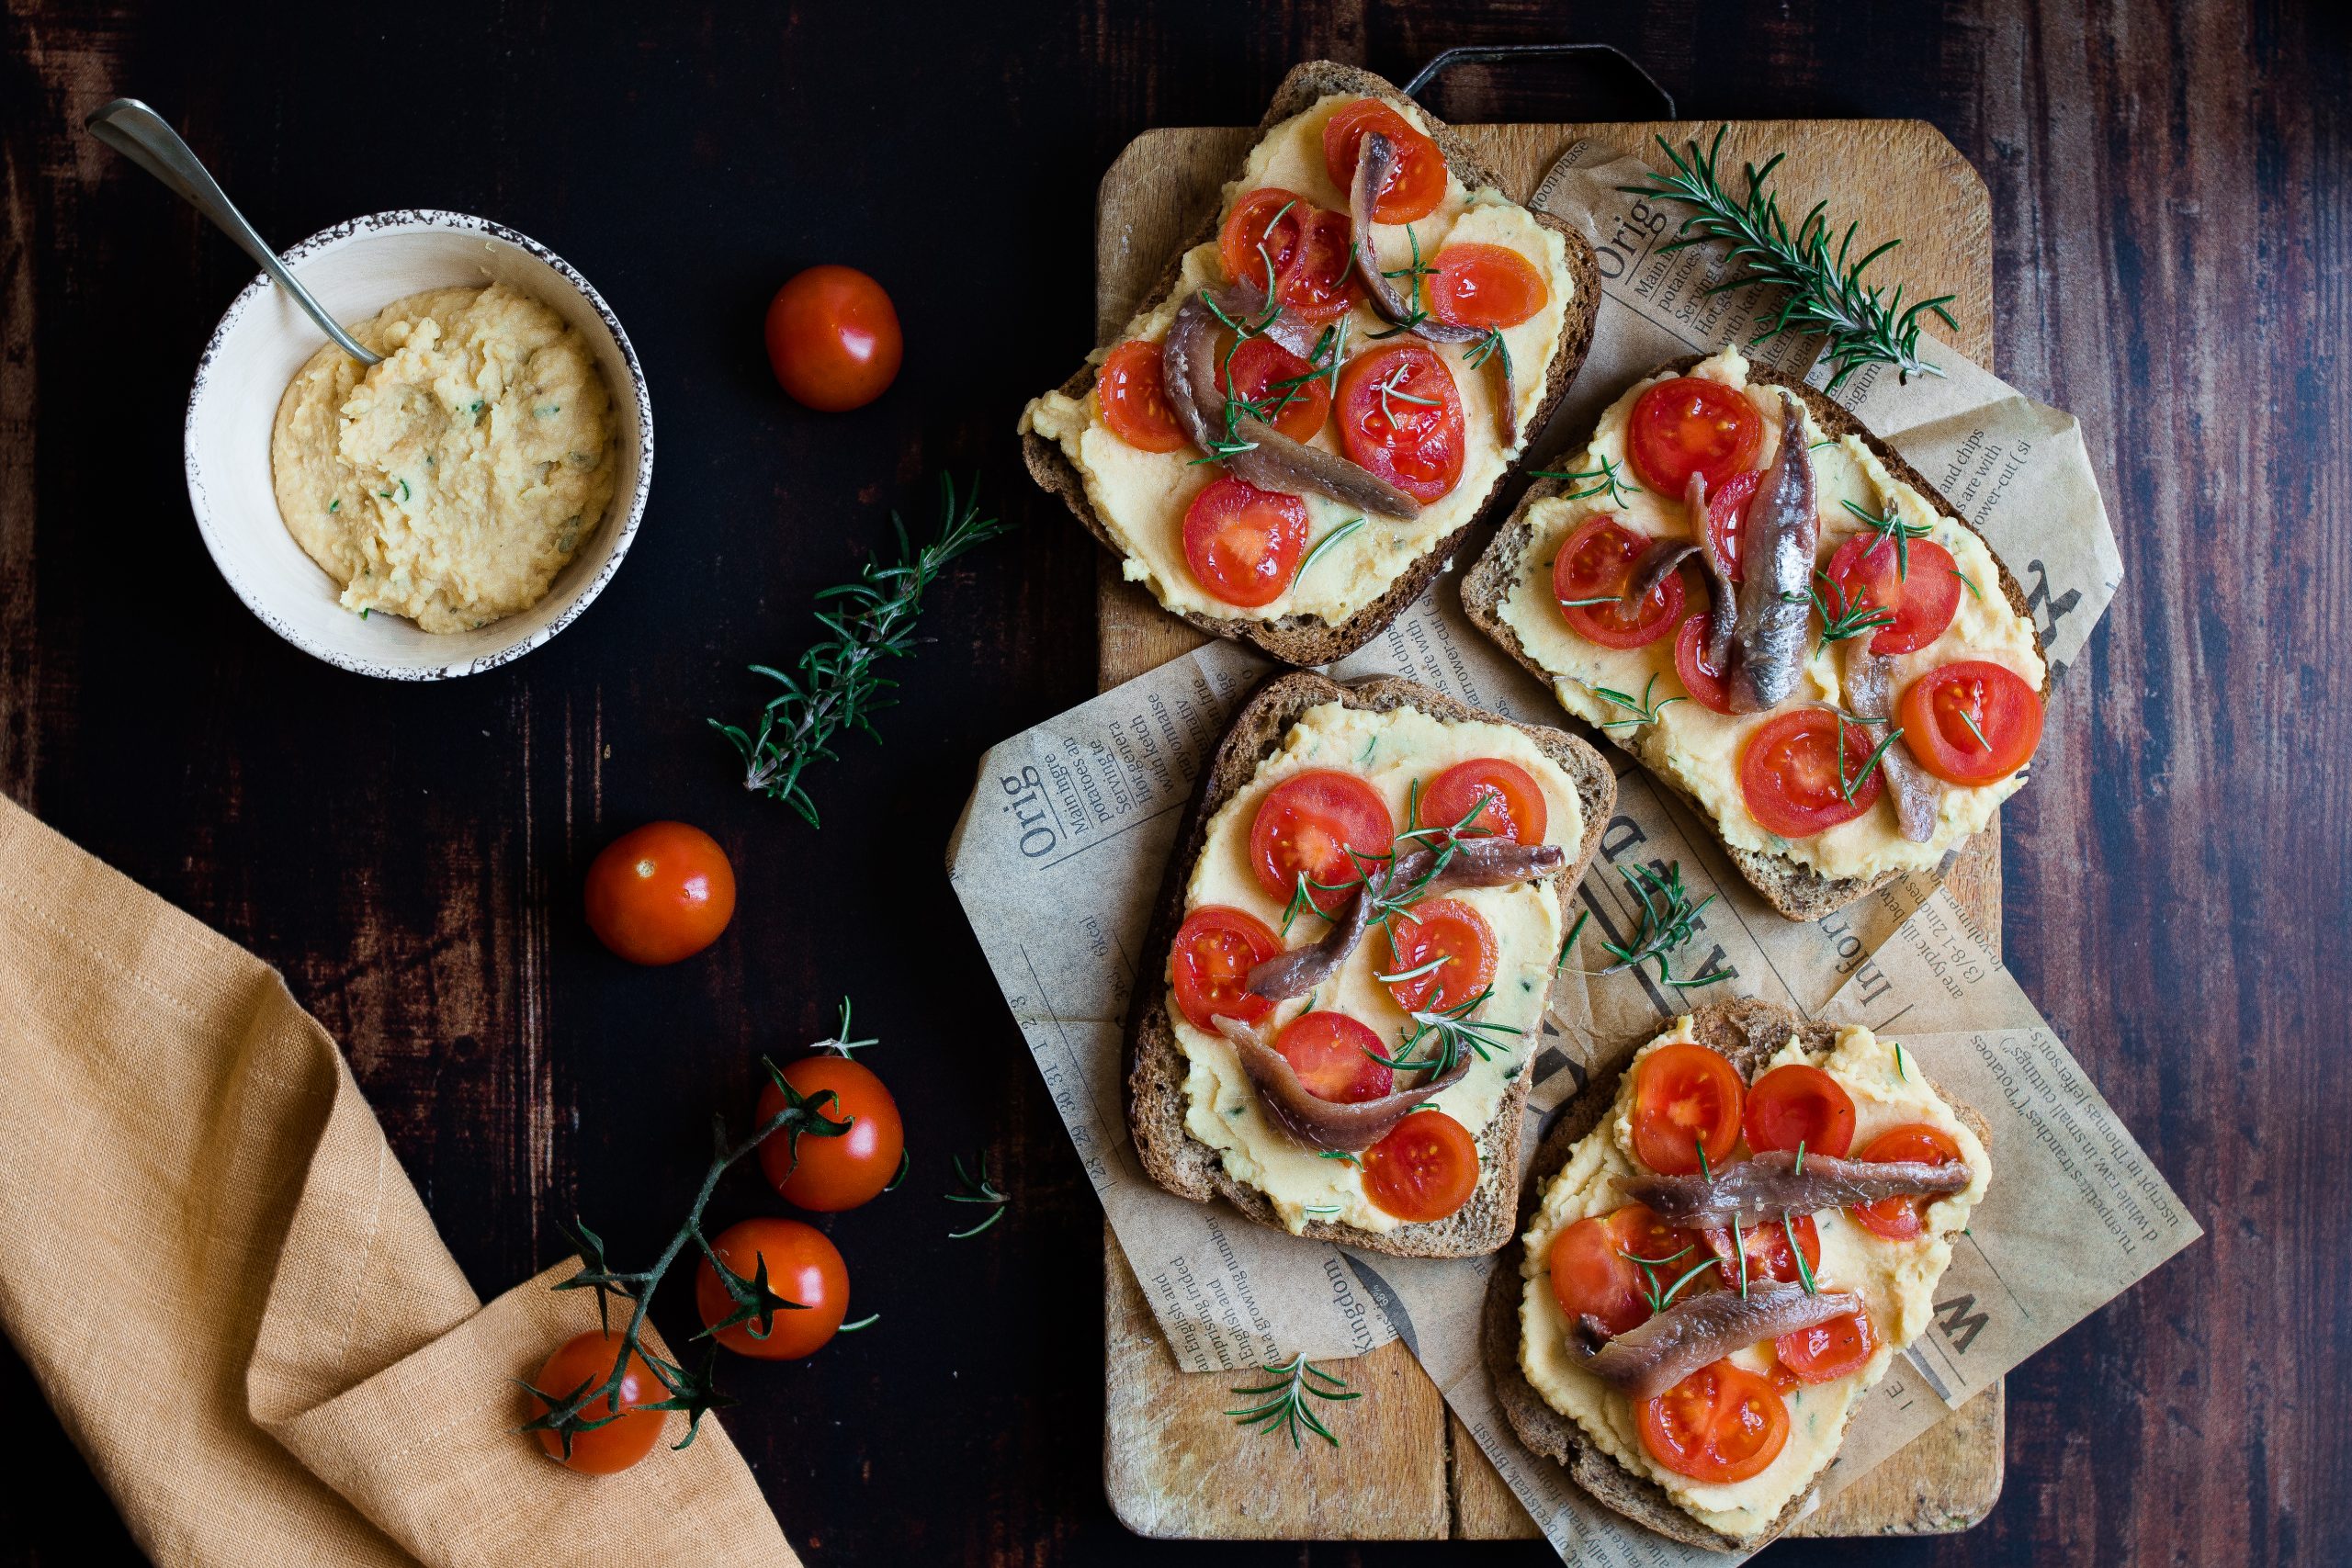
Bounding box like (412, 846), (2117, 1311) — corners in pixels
(1123, 670), (1616, 1258)
(1484, 998), (1993, 1549)
(1023, 59), (1603, 667)
(1460, 358), (2052, 921)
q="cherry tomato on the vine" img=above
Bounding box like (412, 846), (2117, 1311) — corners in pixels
(756, 1055), (905, 1212)
(695, 1217), (850, 1360)
(525, 1329), (668, 1474)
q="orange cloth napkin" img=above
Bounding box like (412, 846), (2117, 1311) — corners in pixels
(0, 794), (799, 1566)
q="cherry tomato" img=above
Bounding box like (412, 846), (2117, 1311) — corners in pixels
(1427, 243), (1549, 328)
(1737, 709), (1885, 839)
(1638, 1360), (1791, 1483)
(1777, 1308), (1878, 1383)
(1321, 99), (1447, 223)
(1704, 469), (1760, 582)
(1219, 187), (1310, 290)
(756, 1055), (904, 1213)
(1628, 378), (1763, 494)
(1096, 339), (1186, 453)
(1849, 1123), (1967, 1241)
(1743, 1064), (1857, 1157)
(583, 821), (736, 965)
(1382, 898), (1498, 1014)
(1825, 535), (1962, 655)
(1248, 770), (1395, 914)
(1277, 209), (1362, 323)
(1702, 1213), (1820, 1291)
(526, 1329), (667, 1474)
(1897, 661), (2044, 785)
(1272, 1010), (1395, 1103)
(1672, 614), (1736, 715)
(1419, 758), (1549, 845)
(695, 1217), (849, 1359)
(1182, 476), (1309, 608)
(763, 265), (901, 412)
(1170, 906), (1282, 1032)
(1631, 1043), (1746, 1176)
(1553, 516), (1685, 649)
(1362, 1109), (1479, 1223)
(1548, 1204), (1704, 1336)
(1335, 342), (1466, 504)
(1222, 334), (1332, 442)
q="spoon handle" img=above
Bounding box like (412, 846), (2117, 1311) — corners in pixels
(85, 97), (381, 366)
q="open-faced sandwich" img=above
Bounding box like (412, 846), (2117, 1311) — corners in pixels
(1463, 348), (2049, 919)
(1126, 671), (1613, 1257)
(1486, 998), (1989, 1550)
(1022, 61), (1601, 664)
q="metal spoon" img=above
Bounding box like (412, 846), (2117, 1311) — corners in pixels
(84, 97), (380, 366)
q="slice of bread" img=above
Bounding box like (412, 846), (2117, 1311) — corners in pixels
(1483, 997), (1991, 1550)
(1460, 358), (2053, 920)
(1124, 669), (1615, 1258)
(1024, 59), (1603, 667)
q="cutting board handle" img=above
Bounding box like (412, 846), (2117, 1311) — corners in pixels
(1402, 43), (1676, 118)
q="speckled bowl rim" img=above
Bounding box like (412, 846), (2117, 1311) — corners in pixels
(184, 209), (655, 681)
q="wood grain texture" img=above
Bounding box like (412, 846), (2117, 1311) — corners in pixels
(1095, 118), (2004, 1541)
(0, 4), (2342, 1566)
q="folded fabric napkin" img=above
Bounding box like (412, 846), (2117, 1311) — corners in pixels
(0, 794), (798, 1566)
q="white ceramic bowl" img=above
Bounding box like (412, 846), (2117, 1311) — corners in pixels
(185, 210), (653, 679)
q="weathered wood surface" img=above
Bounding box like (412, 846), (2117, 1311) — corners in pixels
(1094, 118), (2003, 1541)
(1, 4), (2343, 1566)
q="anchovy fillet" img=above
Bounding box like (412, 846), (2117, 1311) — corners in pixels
(1213, 1015), (1468, 1153)
(1842, 644), (1943, 841)
(1726, 394), (1818, 712)
(1570, 1282), (1863, 1399)
(1688, 472), (1740, 672)
(1616, 1149), (1972, 1227)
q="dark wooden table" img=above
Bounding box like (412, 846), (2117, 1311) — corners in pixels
(1, 3), (2343, 1564)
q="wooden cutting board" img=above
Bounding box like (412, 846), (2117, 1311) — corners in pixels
(1092, 118), (2003, 1541)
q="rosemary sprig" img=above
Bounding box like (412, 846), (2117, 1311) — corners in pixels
(944, 1151), (1010, 1239)
(1567, 861), (1729, 990)
(1590, 672), (1684, 730)
(1369, 225), (1435, 338)
(1842, 499), (1933, 580)
(1226, 1353), (1362, 1448)
(1621, 128), (1959, 390)
(1294, 516), (1366, 583)
(1365, 984), (1523, 1077)
(1795, 570), (1899, 645)
(713, 475), (1011, 825)
(1463, 327), (1511, 379)
(1829, 708), (1905, 804)
(521, 1005), (887, 1458)
(1532, 455), (1641, 508)
(1786, 1216), (1818, 1295)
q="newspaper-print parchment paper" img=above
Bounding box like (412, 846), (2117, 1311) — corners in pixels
(949, 130), (2184, 1560)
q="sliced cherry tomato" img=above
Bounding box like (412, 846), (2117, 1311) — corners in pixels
(764, 265), (902, 412)
(1248, 770), (1395, 915)
(1277, 209), (1362, 323)
(1553, 516), (1686, 649)
(1697, 471), (1757, 585)
(1849, 1123), (1967, 1241)
(1219, 186), (1310, 289)
(1632, 1043), (1746, 1176)
(696, 1217), (849, 1359)
(1628, 378), (1763, 494)
(1672, 614), (1736, 715)
(1738, 708), (1885, 839)
(1777, 1307), (1879, 1383)
(1419, 758), (1549, 845)
(756, 1055), (905, 1213)
(1638, 1360), (1791, 1483)
(1362, 1109), (1479, 1223)
(1222, 334), (1332, 441)
(1427, 243), (1548, 328)
(1182, 476), (1309, 608)
(1743, 1063), (1857, 1157)
(584, 821), (736, 965)
(1382, 897), (1498, 1014)
(1096, 339), (1186, 453)
(1335, 343), (1466, 503)
(1898, 660), (2043, 785)
(1170, 906), (1282, 1032)
(1272, 1010), (1395, 1103)
(1702, 1213), (1821, 1291)
(526, 1329), (667, 1474)
(1548, 1204), (1706, 1336)
(1825, 534), (1962, 655)
(1321, 99), (1446, 223)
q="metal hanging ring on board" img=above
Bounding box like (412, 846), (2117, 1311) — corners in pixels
(1403, 43), (1676, 119)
